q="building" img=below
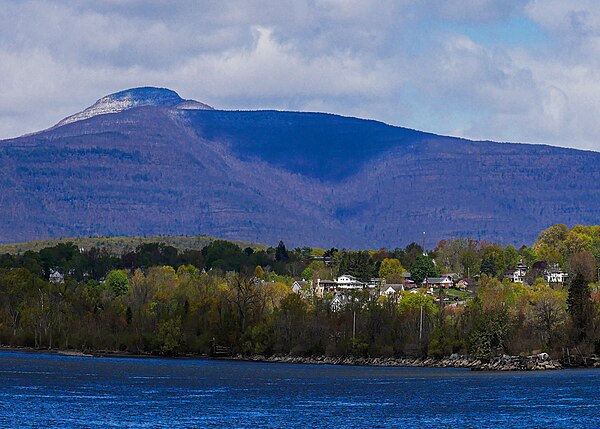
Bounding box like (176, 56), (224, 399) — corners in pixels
(291, 280), (309, 294)
(422, 275), (454, 289)
(503, 259), (528, 284)
(331, 293), (351, 311)
(544, 265), (569, 285)
(380, 284), (404, 296)
(49, 269), (64, 284)
(336, 275), (365, 289)
(456, 278), (472, 290)
(316, 274), (377, 293)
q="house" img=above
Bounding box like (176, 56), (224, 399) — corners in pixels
(380, 284), (404, 295)
(402, 272), (416, 288)
(291, 280), (309, 294)
(456, 278), (472, 290)
(367, 278), (384, 287)
(49, 269), (64, 284)
(331, 293), (351, 311)
(336, 275), (365, 289)
(544, 265), (569, 285)
(316, 274), (368, 293)
(422, 275), (454, 289)
(503, 259), (528, 284)
(316, 278), (338, 294)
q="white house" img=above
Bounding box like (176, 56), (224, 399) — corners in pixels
(291, 280), (308, 294)
(316, 274), (367, 292)
(422, 275), (454, 289)
(330, 293), (351, 311)
(336, 275), (364, 289)
(504, 260), (528, 284)
(544, 265), (569, 285)
(380, 284), (404, 295)
(49, 269), (64, 284)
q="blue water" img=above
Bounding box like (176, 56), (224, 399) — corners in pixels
(0, 351), (599, 428)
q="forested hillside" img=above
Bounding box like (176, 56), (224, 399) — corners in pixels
(1, 224), (599, 360)
(2, 87), (600, 247)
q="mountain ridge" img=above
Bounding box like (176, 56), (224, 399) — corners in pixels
(1, 87), (599, 248)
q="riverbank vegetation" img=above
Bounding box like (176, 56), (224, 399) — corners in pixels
(1, 224), (600, 360)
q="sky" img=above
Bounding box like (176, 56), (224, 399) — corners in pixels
(2, 0), (600, 151)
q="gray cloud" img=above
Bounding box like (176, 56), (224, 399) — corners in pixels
(1, 0), (600, 151)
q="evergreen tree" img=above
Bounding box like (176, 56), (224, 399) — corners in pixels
(480, 254), (497, 277)
(567, 273), (591, 341)
(275, 241), (289, 262)
(337, 251), (376, 282)
(411, 255), (437, 284)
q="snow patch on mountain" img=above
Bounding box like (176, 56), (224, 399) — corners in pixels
(57, 87), (213, 127)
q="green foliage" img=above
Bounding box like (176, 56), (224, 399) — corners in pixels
(158, 318), (182, 354)
(301, 260), (325, 281)
(202, 240), (246, 272)
(0, 235), (265, 257)
(480, 253), (497, 277)
(428, 318), (462, 358)
(3, 223), (600, 359)
(398, 293), (438, 320)
(435, 238), (480, 276)
(106, 270), (130, 297)
(336, 251), (376, 282)
(378, 258), (405, 283)
(410, 255), (437, 284)
(468, 309), (509, 359)
(275, 241), (289, 262)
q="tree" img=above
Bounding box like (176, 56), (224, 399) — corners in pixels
(435, 238), (480, 276)
(106, 270), (130, 297)
(468, 308), (509, 359)
(411, 255), (437, 284)
(503, 246), (520, 272)
(567, 273), (592, 341)
(202, 240), (245, 271)
(401, 242), (424, 269)
(527, 286), (567, 350)
(536, 224), (568, 249)
(275, 241), (289, 262)
(569, 251), (596, 283)
(378, 258), (405, 283)
(254, 265), (265, 280)
(226, 274), (266, 335)
(480, 253), (497, 277)
(301, 260), (326, 281)
(336, 251), (376, 282)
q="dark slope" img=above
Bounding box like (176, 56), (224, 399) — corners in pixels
(2, 87), (600, 248)
(188, 110), (436, 181)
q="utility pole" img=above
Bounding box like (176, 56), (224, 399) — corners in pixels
(352, 310), (356, 340)
(419, 304), (423, 345)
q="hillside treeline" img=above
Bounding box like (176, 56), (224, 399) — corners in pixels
(0, 224), (599, 358)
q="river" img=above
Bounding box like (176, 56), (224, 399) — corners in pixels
(0, 350), (599, 428)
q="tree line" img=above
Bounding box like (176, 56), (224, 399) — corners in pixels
(0, 224), (599, 359)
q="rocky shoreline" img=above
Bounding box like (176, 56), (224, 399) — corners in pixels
(241, 352), (563, 371)
(0, 346), (569, 370)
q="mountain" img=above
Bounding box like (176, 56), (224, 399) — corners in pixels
(56, 87), (213, 127)
(1, 86), (600, 248)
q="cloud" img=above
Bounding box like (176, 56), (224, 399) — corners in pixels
(426, 0), (529, 23)
(1, 0), (600, 152)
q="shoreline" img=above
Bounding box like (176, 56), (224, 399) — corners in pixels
(0, 345), (567, 371)
(250, 353), (563, 371)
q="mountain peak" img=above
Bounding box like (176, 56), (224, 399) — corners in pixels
(56, 86), (213, 127)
